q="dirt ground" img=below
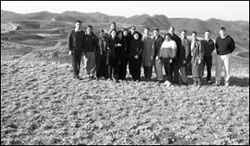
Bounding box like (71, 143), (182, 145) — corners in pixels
(1, 56), (249, 145)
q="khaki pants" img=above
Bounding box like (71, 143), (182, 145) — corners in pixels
(85, 52), (96, 76)
(153, 59), (161, 79)
(216, 54), (230, 84)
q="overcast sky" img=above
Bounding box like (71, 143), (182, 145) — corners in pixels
(1, 1), (249, 21)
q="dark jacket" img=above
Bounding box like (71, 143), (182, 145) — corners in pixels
(154, 35), (164, 58)
(84, 32), (98, 52)
(96, 37), (107, 55)
(180, 37), (191, 64)
(129, 39), (143, 57)
(115, 37), (127, 56)
(215, 35), (235, 55)
(170, 33), (182, 59)
(201, 39), (215, 57)
(67, 30), (85, 52)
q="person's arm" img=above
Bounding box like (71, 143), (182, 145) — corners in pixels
(184, 39), (190, 61)
(171, 41), (177, 59)
(215, 38), (219, 54)
(230, 38), (235, 53)
(67, 30), (73, 51)
(199, 41), (205, 61)
(151, 39), (155, 60)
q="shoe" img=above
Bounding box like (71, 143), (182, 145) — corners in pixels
(225, 83), (229, 87)
(207, 80), (212, 84)
(73, 75), (80, 80)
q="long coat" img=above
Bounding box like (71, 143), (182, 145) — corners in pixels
(142, 36), (155, 67)
(191, 39), (204, 78)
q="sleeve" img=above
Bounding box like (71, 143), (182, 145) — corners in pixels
(184, 40), (190, 60)
(171, 41), (177, 58)
(67, 30), (73, 51)
(151, 40), (155, 58)
(215, 38), (219, 54)
(230, 38), (235, 53)
(138, 41), (143, 56)
(199, 41), (205, 60)
(211, 40), (215, 52)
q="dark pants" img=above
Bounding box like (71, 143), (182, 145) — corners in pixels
(119, 53), (128, 80)
(96, 53), (107, 79)
(144, 66), (152, 80)
(129, 56), (142, 81)
(114, 53), (128, 80)
(71, 51), (82, 77)
(203, 56), (212, 81)
(163, 58), (173, 83)
(172, 58), (180, 83)
(106, 50), (115, 80)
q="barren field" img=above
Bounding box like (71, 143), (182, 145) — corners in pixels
(1, 50), (249, 145)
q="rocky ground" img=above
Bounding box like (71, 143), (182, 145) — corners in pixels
(1, 55), (249, 144)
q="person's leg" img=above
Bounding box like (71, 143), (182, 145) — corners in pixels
(90, 52), (96, 77)
(173, 58), (180, 84)
(71, 52), (80, 78)
(215, 55), (223, 85)
(156, 59), (163, 81)
(207, 56), (212, 82)
(180, 66), (188, 84)
(223, 54), (230, 86)
(85, 52), (91, 76)
(95, 53), (101, 79)
(120, 55), (127, 80)
(153, 59), (158, 78)
(148, 66), (152, 80)
(134, 58), (142, 81)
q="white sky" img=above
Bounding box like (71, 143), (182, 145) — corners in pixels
(1, 1), (249, 21)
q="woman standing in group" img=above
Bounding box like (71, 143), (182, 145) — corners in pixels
(191, 31), (204, 87)
(142, 27), (155, 81)
(129, 31), (143, 81)
(107, 30), (117, 81)
(114, 30), (127, 80)
(96, 29), (108, 80)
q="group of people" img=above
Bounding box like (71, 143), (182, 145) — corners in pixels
(67, 20), (235, 86)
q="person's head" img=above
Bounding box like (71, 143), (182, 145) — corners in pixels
(75, 20), (82, 30)
(110, 22), (116, 30)
(191, 31), (197, 41)
(133, 31), (140, 40)
(219, 27), (227, 38)
(169, 26), (175, 35)
(204, 30), (210, 40)
(98, 29), (105, 38)
(153, 28), (160, 37)
(110, 29), (117, 38)
(117, 30), (123, 39)
(123, 28), (129, 36)
(180, 30), (187, 39)
(86, 25), (93, 34)
(130, 26), (136, 34)
(164, 33), (172, 41)
(144, 27), (150, 36)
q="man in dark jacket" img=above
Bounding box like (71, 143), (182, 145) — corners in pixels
(179, 30), (191, 85)
(169, 26), (182, 84)
(84, 25), (98, 79)
(153, 28), (164, 81)
(201, 30), (215, 84)
(67, 20), (85, 79)
(215, 27), (235, 86)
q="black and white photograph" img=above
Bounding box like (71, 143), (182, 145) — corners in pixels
(1, 1), (249, 145)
